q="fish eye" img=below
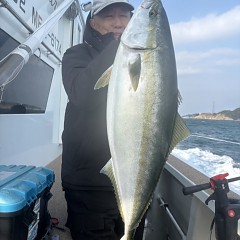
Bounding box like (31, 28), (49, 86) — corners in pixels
(149, 8), (157, 18)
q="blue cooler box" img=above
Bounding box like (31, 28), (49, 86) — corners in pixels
(0, 165), (55, 240)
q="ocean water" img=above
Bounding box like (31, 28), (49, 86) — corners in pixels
(172, 118), (240, 194)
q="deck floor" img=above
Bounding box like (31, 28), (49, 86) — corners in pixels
(46, 156), (72, 240)
(45, 154), (239, 240)
(45, 154), (203, 240)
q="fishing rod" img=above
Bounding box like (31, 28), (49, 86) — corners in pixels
(183, 174), (240, 195)
(183, 173), (240, 240)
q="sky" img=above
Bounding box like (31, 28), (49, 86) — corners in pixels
(83, 0), (240, 115)
(131, 0), (240, 115)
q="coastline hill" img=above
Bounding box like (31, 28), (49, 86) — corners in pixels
(183, 107), (240, 121)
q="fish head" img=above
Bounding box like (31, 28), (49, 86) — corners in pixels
(121, 0), (163, 50)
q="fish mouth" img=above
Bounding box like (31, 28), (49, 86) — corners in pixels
(121, 40), (158, 51)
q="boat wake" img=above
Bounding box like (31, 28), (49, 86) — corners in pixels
(191, 134), (240, 146)
(172, 147), (240, 195)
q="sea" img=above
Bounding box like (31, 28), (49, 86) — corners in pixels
(172, 118), (240, 194)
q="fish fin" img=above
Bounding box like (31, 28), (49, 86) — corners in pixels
(128, 54), (141, 91)
(178, 90), (182, 105)
(168, 113), (191, 155)
(101, 159), (124, 221)
(94, 66), (112, 90)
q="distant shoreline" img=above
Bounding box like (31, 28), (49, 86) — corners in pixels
(183, 116), (239, 121)
(183, 107), (240, 121)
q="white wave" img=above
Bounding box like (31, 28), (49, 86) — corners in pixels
(191, 134), (240, 145)
(172, 147), (240, 194)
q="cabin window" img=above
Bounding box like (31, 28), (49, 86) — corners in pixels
(0, 29), (54, 114)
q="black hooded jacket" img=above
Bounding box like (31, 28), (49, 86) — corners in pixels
(61, 14), (119, 190)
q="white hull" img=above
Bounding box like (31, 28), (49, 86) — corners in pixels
(0, 0), (85, 166)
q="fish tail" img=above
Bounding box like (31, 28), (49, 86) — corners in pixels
(120, 235), (127, 240)
(120, 229), (136, 240)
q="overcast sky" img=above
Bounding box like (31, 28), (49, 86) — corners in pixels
(130, 0), (240, 115)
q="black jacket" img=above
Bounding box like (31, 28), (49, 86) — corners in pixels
(61, 14), (119, 190)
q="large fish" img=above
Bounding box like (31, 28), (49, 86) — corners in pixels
(95, 0), (190, 239)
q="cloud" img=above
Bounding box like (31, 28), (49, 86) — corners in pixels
(176, 48), (240, 76)
(171, 5), (240, 45)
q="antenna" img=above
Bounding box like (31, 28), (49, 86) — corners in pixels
(212, 101), (215, 114)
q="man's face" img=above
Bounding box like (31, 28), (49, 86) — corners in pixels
(90, 5), (131, 39)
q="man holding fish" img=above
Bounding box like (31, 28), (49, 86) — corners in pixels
(62, 0), (136, 239)
(62, 0), (190, 239)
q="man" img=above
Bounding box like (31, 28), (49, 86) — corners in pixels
(61, 0), (134, 239)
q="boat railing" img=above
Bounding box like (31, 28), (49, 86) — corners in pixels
(183, 173), (240, 240)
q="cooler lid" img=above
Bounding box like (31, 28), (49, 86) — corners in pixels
(0, 165), (54, 213)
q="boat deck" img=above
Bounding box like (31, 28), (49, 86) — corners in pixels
(46, 154), (239, 240)
(47, 156), (72, 240)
